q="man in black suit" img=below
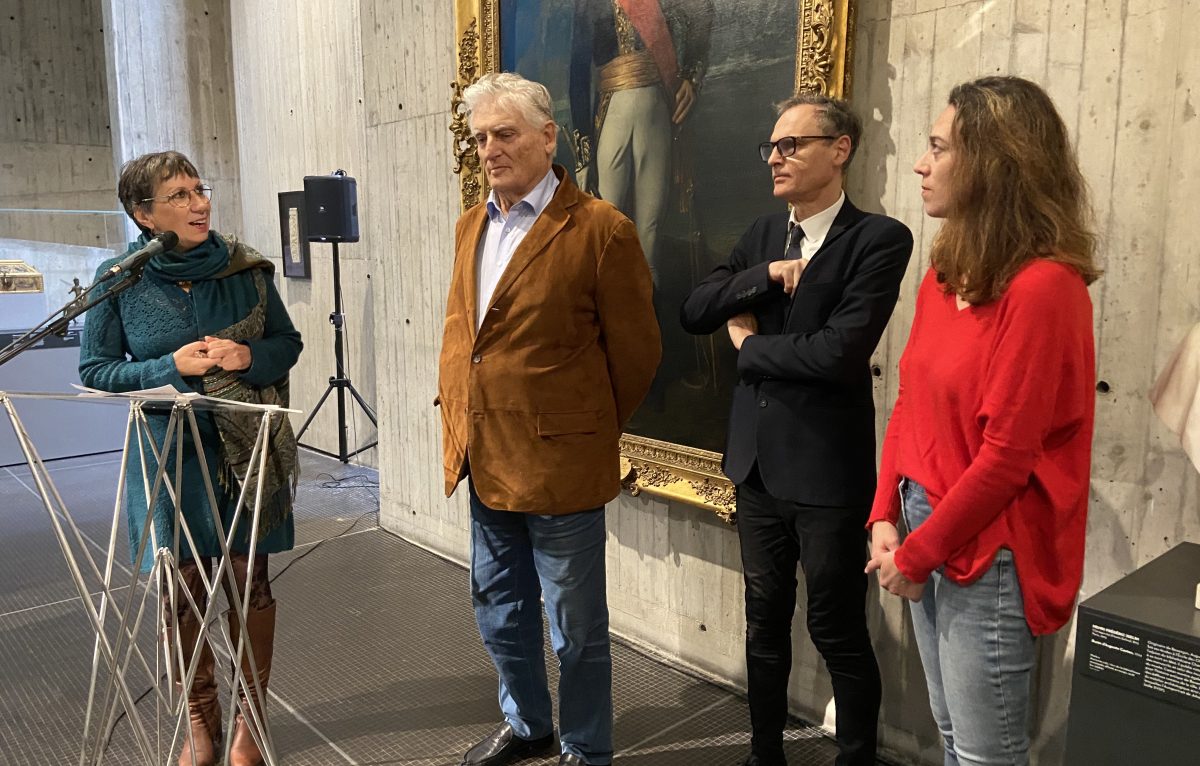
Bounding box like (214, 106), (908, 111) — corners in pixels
(681, 94), (912, 766)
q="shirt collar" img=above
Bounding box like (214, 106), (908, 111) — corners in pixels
(485, 167), (560, 223)
(788, 191), (845, 242)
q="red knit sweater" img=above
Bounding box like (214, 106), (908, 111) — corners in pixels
(869, 261), (1095, 635)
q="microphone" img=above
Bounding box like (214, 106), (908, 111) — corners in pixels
(98, 231), (179, 282)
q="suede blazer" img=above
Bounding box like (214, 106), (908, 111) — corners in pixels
(438, 167), (661, 513)
(680, 198), (913, 508)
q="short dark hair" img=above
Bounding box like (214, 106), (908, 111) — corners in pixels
(774, 93), (862, 171)
(117, 151), (200, 232)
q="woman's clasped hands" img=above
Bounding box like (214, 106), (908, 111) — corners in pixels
(173, 336), (252, 376)
(865, 520), (925, 601)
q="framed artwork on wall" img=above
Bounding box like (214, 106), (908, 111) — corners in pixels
(278, 190), (311, 279)
(451, 0), (857, 519)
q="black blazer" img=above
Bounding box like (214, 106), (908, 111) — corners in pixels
(680, 198), (913, 508)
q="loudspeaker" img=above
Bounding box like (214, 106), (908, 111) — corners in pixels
(303, 173), (359, 242)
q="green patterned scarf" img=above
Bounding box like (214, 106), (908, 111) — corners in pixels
(201, 236), (298, 537)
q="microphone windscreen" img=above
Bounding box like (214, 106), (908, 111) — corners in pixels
(159, 231), (179, 250)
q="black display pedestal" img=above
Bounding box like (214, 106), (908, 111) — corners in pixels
(1065, 542), (1200, 765)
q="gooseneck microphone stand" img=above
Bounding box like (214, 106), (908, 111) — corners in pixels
(0, 267), (143, 369)
(293, 240), (378, 462)
(1, 231), (177, 368)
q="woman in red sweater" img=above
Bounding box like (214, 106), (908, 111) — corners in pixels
(865, 76), (1100, 765)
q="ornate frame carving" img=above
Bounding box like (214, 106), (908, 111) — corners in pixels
(451, 0), (856, 518)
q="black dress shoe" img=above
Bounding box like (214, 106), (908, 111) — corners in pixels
(461, 722), (555, 766)
(558, 755), (587, 766)
(739, 754), (786, 766)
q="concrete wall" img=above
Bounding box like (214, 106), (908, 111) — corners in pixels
(100, 0), (243, 241)
(102, 0), (1200, 764)
(357, 0), (469, 547)
(0, 0), (121, 249)
(227, 0), (378, 465)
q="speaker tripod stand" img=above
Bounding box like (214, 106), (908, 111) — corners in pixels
(295, 241), (377, 462)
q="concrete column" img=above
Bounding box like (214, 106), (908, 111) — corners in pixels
(0, 0), (119, 247)
(99, 0), (241, 240)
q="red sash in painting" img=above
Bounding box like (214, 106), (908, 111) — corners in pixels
(617, 0), (680, 98)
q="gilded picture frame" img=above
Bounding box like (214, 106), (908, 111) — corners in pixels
(451, 0), (857, 520)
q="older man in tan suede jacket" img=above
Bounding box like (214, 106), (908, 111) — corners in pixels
(437, 72), (659, 766)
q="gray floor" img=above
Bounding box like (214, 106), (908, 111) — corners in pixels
(0, 449), (853, 765)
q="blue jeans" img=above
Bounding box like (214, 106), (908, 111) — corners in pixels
(900, 479), (1035, 766)
(469, 483), (612, 765)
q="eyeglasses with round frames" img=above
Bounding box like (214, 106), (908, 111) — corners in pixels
(758, 135), (836, 162)
(139, 185), (213, 208)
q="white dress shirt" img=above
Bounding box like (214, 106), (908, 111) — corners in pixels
(787, 191), (845, 262)
(476, 168), (560, 330)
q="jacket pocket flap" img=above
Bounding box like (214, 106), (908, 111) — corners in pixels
(537, 410), (600, 436)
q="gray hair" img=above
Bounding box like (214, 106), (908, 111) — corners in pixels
(463, 72), (555, 131)
(774, 93), (863, 171)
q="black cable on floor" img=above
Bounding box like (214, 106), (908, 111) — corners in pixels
(313, 470), (380, 491)
(101, 676), (165, 753)
(268, 506), (378, 585)
(267, 470), (381, 583)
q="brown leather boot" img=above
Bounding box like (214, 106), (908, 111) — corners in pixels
(170, 581), (223, 765)
(226, 601), (276, 766)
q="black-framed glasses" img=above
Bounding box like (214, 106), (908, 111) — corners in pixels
(758, 135), (836, 162)
(140, 185), (213, 208)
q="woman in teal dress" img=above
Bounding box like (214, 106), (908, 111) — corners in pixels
(79, 151), (301, 766)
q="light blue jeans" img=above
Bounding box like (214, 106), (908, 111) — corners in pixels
(900, 479), (1035, 766)
(469, 482), (613, 765)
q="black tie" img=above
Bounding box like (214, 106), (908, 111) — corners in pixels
(785, 223), (806, 260)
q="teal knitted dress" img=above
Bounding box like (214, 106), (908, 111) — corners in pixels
(79, 233), (301, 573)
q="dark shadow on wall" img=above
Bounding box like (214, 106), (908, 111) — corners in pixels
(847, 0), (899, 216)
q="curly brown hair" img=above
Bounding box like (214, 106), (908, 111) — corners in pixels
(931, 77), (1101, 303)
(117, 151), (200, 233)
